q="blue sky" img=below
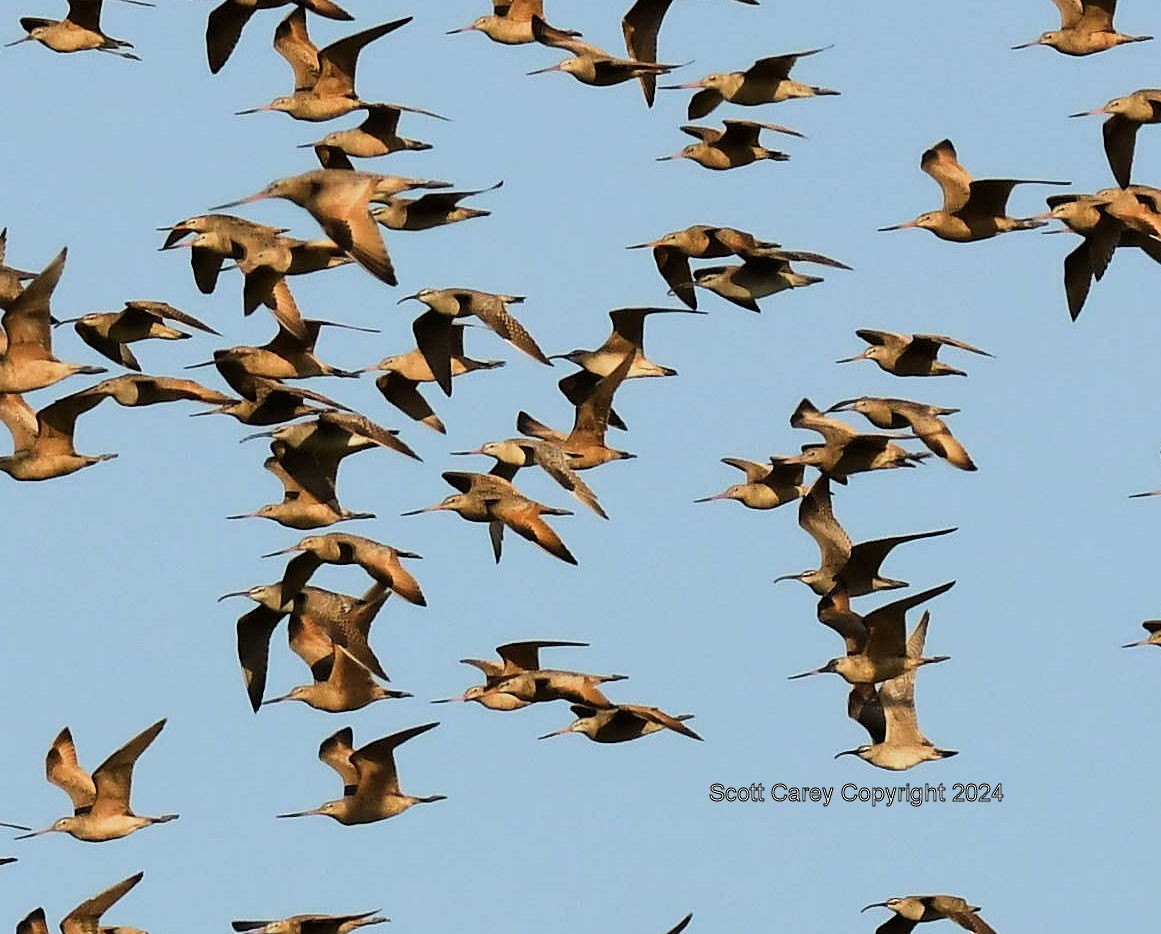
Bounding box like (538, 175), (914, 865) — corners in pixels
(2, 0), (1160, 930)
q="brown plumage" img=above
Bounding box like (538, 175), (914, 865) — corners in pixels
(861, 895), (997, 934)
(205, 0), (354, 73)
(657, 119), (802, 170)
(1012, 0), (1151, 55)
(837, 329), (992, 377)
(266, 533), (427, 607)
(0, 390), (116, 481)
(59, 301), (218, 371)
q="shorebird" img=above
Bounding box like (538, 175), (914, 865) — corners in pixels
(657, 119), (802, 170)
(449, 0), (580, 45)
(827, 397), (976, 470)
(0, 248), (107, 394)
(1013, 0), (1151, 55)
(663, 47), (838, 119)
(8, 0), (144, 58)
(236, 11), (413, 122)
(19, 872), (148, 934)
(861, 895), (996, 933)
(0, 390), (116, 481)
(245, 411), (420, 463)
(264, 644), (411, 712)
(839, 609), (958, 771)
(539, 703), (702, 742)
(782, 401), (929, 482)
(789, 581), (955, 685)
(78, 374), (234, 408)
(527, 14), (680, 102)
(433, 640), (586, 707)
(160, 213), (289, 294)
(232, 912), (388, 934)
(691, 255), (823, 310)
(211, 171), (451, 286)
(879, 139), (1068, 241)
(303, 102), (449, 158)
(193, 373), (351, 426)
(266, 533), (427, 606)
(58, 301), (218, 371)
(362, 326), (505, 433)
(777, 475), (956, 595)
(17, 720), (177, 842)
(1071, 89), (1161, 187)
(206, 0), (353, 73)
(517, 349), (637, 470)
(452, 437), (607, 518)
(372, 182), (501, 231)
(1092, 184), (1161, 238)
(444, 640), (626, 707)
(278, 723), (445, 824)
(220, 581), (390, 711)
(0, 229), (35, 308)
(838, 330), (992, 377)
(189, 318), (368, 384)
(1122, 620), (1161, 647)
(398, 288), (550, 395)
(404, 471), (578, 564)
(627, 224), (849, 308)
(695, 456), (807, 509)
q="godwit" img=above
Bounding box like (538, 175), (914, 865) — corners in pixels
(879, 139), (1069, 241)
(452, 438), (607, 518)
(839, 609), (958, 770)
(277, 723), (445, 824)
(776, 476), (956, 595)
(446, 640), (626, 707)
(837, 329), (992, 377)
(861, 895), (997, 933)
(19, 872), (148, 934)
(57, 301), (218, 372)
(404, 471), (578, 564)
(527, 14), (680, 102)
(231, 233), (351, 335)
(691, 256), (823, 310)
(159, 213), (290, 296)
(782, 400), (929, 482)
(303, 102), (449, 159)
(663, 47), (839, 119)
(0, 249), (107, 394)
(79, 374), (234, 408)
(695, 456), (807, 509)
(264, 644), (411, 712)
(372, 182), (502, 231)
(8, 0), (144, 58)
(433, 640), (586, 706)
(1013, 0), (1151, 55)
(194, 373), (353, 426)
(789, 581), (955, 685)
(236, 11), (413, 122)
(244, 411), (421, 462)
(206, 0), (353, 73)
(448, 0), (580, 45)
(0, 390), (116, 481)
(657, 119), (802, 170)
(1092, 184), (1161, 239)
(363, 327), (505, 433)
(1122, 620), (1161, 647)
(188, 318), (368, 383)
(1070, 89), (1161, 187)
(17, 720), (177, 842)
(232, 913), (387, 934)
(539, 704), (702, 741)
(398, 288), (550, 395)
(826, 397), (976, 470)
(265, 533), (427, 606)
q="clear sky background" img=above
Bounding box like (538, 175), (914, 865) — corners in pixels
(1, 0), (1159, 930)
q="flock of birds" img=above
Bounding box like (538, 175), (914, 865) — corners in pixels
(6, 0), (1161, 932)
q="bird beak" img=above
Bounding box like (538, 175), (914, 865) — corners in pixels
(430, 694), (468, 703)
(217, 590), (253, 602)
(624, 241), (657, 249)
(225, 512), (260, 520)
(658, 80), (706, 89)
(261, 545), (303, 558)
(822, 400), (857, 413)
(395, 550), (423, 559)
(4, 37), (33, 47)
(53, 316), (81, 326)
(1122, 640), (1150, 648)
(786, 666), (827, 679)
(1068, 107), (1107, 117)
(446, 23), (475, 33)
(655, 152), (683, 161)
(448, 449), (483, 455)
(876, 220), (919, 231)
(208, 192), (269, 210)
(834, 749), (859, 760)
(234, 104), (275, 115)
(526, 63), (565, 75)
(239, 429), (275, 443)
(772, 572), (804, 583)
(1010, 39), (1042, 49)
(183, 359), (216, 369)
(693, 493), (727, 503)
(401, 504), (443, 516)
(860, 904), (889, 913)
(396, 293), (421, 304)
(261, 694), (292, 705)
(536, 726), (572, 739)
(275, 809), (324, 818)
(13, 827), (55, 840)
(835, 352), (869, 364)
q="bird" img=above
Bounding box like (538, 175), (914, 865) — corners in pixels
(361, 326), (505, 433)
(0, 228), (36, 308)
(0, 390), (116, 481)
(433, 640), (588, 707)
(1013, 0), (1151, 55)
(691, 255), (825, 311)
(527, 14), (681, 101)
(18, 872), (148, 934)
(539, 704), (702, 742)
(232, 913), (388, 934)
(243, 410), (421, 464)
(8, 0), (144, 58)
(788, 581), (955, 685)
(235, 12), (413, 122)
(398, 288), (550, 395)
(192, 374), (353, 426)
(302, 102), (449, 159)
(205, 0), (354, 74)
(861, 895), (997, 934)
(403, 471), (578, 564)
(263, 644), (412, 712)
(695, 456), (807, 509)
(57, 301), (219, 371)
(1070, 89), (1161, 187)
(837, 608), (958, 771)
(445, 640), (627, 707)
(0, 248), (107, 394)
(187, 318), (368, 384)
(775, 475), (956, 595)
(277, 723), (445, 824)
(782, 401), (930, 482)
(826, 397), (976, 470)
(372, 182), (502, 231)
(448, 0), (580, 45)
(657, 119), (802, 170)
(1123, 620), (1161, 647)
(837, 329), (992, 377)
(265, 533), (427, 607)
(1092, 184), (1161, 239)
(663, 47), (839, 119)
(879, 138), (1068, 241)
(159, 214), (294, 304)
(16, 720), (177, 842)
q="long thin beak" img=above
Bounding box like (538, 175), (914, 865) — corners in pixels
(823, 401), (856, 413)
(537, 726), (572, 739)
(446, 24), (475, 33)
(234, 105), (274, 115)
(657, 80), (705, 89)
(1068, 107), (1106, 118)
(261, 545), (302, 558)
(4, 37), (33, 47)
(184, 359), (215, 369)
(53, 316), (82, 326)
(834, 750), (859, 759)
(13, 827), (55, 840)
(860, 904), (889, 913)
(295, 142), (321, 149)
(655, 153), (682, 161)
(208, 192), (269, 210)
(625, 241), (656, 249)
(693, 493), (726, 503)
(835, 352), (869, 364)
(396, 293), (421, 304)
(430, 695), (468, 703)
(787, 666), (826, 680)
(239, 429), (275, 443)
(772, 573), (803, 583)
(217, 590), (252, 602)
(275, 809), (324, 819)
(877, 220), (919, 231)
(401, 504), (443, 516)
(526, 63), (564, 75)
(449, 449), (483, 455)
(395, 550), (423, 559)
(261, 694), (292, 705)
(226, 512), (260, 520)
(1010, 39), (1041, 49)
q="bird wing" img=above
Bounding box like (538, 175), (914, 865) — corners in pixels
(531, 14), (604, 55)
(237, 603), (286, 713)
(796, 475), (852, 572)
(920, 139), (973, 214)
(722, 457), (770, 483)
(316, 18), (413, 99)
(46, 728), (97, 811)
(621, 0), (675, 106)
(207, 0), (256, 73)
(1077, 0), (1116, 33)
(497, 640), (587, 673)
(875, 915), (919, 934)
(472, 298), (550, 365)
(66, 0), (103, 31)
(622, 705), (703, 740)
(854, 328), (901, 349)
(34, 390), (108, 458)
(945, 910), (999, 934)
(279, 551), (325, 605)
(654, 247), (697, 309)
(274, 7), (321, 90)
(1063, 239), (1095, 322)
(413, 309), (455, 396)
(352, 722), (440, 798)
(790, 397), (857, 445)
(848, 682), (885, 744)
(60, 873), (145, 934)
(319, 727), (360, 793)
(863, 582), (954, 663)
(687, 88), (725, 121)
(1103, 114), (1140, 189)
(569, 348), (633, 444)
(375, 371), (441, 431)
(16, 910), (49, 934)
(90, 720), (167, 818)
(912, 333), (993, 356)
(848, 528), (956, 584)
(2, 248), (65, 361)
(747, 48), (825, 82)
(0, 392), (38, 453)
